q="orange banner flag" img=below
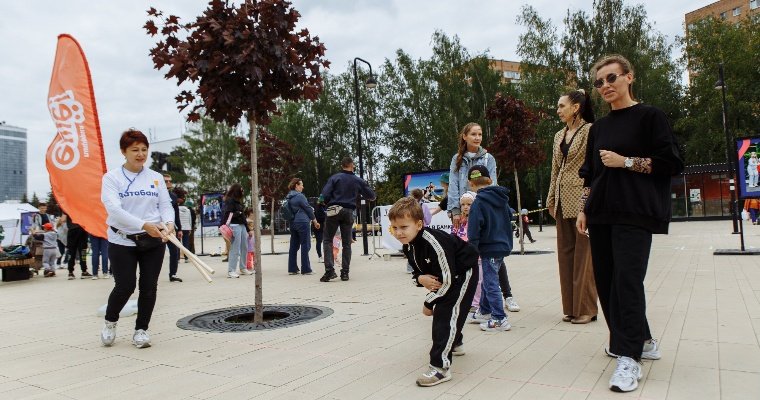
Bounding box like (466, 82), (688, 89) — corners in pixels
(46, 34), (108, 238)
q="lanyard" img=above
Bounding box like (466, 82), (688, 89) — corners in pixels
(121, 165), (144, 194)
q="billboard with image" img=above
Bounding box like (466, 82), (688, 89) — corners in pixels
(736, 136), (760, 199)
(402, 169), (449, 201)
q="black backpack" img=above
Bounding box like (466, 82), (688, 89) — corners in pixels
(279, 196), (296, 222)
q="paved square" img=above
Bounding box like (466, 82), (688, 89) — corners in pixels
(1, 220), (759, 399)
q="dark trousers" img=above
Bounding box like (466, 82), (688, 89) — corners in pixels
(56, 239), (68, 264)
(498, 261), (512, 298)
(167, 242), (179, 277)
(430, 267), (478, 370)
(314, 229), (323, 258)
(288, 221), (312, 274)
(90, 235), (109, 275)
(105, 242), (165, 330)
(322, 208), (354, 273)
(181, 231), (190, 260)
(67, 229), (88, 273)
(588, 224), (653, 360)
(556, 205), (597, 317)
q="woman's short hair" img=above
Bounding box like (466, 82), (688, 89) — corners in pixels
(119, 129), (149, 151)
(591, 54), (635, 100)
(388, 197), (423, 222)
(287, 178), (302, 191)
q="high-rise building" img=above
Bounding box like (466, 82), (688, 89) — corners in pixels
(489, 59), (522, 86)
(686, 0), (759, 32)
(0, 123), (28, 202)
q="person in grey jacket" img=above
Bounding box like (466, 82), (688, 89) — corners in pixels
(32, 223), (58, 277)
(286, 178), (320, 275)
(447, 123), (498, 229)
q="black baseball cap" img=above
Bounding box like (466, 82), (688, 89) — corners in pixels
(468, 165), (490, 180)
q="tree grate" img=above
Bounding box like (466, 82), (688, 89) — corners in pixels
(176, 304), (333, 332)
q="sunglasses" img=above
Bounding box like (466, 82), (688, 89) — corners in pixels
(593, 73), (626, 88)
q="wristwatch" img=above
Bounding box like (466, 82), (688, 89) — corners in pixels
(624, 157), (634, 169)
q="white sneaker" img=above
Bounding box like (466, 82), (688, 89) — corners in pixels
(318, 256), (323, 262)
(132, 329), (151, 349)
(92, 275), (99, 280)
(239, 269), (253, 275)
(452, 344), (465, 356)
(227, 271), (240, 278)
(605, 338), (661, 360)
(415, 366), (451, 387)
(480, 317), (511, 332)
(101, 321), (117, 346)
(609, 356), (642, 392)
(504, 297), (520, 312)
(468, 310), (492, 323)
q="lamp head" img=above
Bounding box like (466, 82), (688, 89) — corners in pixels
(714, 79), (725, 90)
(365, 75), (377, 89)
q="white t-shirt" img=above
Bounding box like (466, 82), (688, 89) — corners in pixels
(101, 166), (174, 246)
(178, 205), (192, 231)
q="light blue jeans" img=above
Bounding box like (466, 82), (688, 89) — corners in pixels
(227, 224), (248, 273)
(478, 257), (506, 320)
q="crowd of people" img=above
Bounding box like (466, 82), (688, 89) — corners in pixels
(18, 54), (682, 395)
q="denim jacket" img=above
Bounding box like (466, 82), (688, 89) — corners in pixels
(447, 147), (498, 216)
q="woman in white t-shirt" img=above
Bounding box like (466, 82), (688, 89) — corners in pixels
(99, 129), (175, 349)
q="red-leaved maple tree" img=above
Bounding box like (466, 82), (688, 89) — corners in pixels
(486, 93), (545, 254)
(145, 0), (328, 321)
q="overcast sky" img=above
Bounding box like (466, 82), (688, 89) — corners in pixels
(1, 0), (707, 199)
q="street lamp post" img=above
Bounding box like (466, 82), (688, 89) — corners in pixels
(352, 57), (377, 256)
(716, 63), (744, 249)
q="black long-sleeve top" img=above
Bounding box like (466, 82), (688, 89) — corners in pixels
(402, 227), (479, 310)
(579, 103), (684, 234)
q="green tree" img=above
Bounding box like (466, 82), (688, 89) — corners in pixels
(677, 15), (759, 164)
(180, 116), (248, 200)
(46, 191), (61, 216)
(20, 193), (28, 204)
(30, 192), (40, 208)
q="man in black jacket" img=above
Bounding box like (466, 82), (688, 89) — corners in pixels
(389, 197), (479, 387)
(319, 157), (376, 282)
(163, 174), (182, 282)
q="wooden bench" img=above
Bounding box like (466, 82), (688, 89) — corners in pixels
(0, 258), (34, 282)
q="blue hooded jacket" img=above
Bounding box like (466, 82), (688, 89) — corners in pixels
(466, 185), (513, 258)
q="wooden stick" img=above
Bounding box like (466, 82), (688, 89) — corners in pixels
(164, 233), (214, 282)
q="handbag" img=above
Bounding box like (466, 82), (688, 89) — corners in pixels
(326, 205), (343, 217)
(219, 213), (234, 241)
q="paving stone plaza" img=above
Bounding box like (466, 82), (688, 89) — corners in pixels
(1, 220), (759, 399)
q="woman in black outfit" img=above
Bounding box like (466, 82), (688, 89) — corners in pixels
(577, 54), (683, 393)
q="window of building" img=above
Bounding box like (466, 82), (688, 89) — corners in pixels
(720, 11), (727, 19)
(751, 0), (758, 10)
(733, 6), (741, 16)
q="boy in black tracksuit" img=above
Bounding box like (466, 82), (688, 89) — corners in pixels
(388, 197), (479, 387)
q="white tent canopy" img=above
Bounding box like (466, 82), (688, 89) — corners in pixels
(0, 202), (39, 247)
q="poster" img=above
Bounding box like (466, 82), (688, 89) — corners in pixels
(200, 192), (224, 227)
(402, 169), (449, 201)
(378, 203), (452, 251)
(736, 136), (760, 199)
(20, 212), (36, 235)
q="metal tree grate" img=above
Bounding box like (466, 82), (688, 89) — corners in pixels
(177, 304), (333, 332)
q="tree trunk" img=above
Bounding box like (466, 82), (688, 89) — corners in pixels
(514, 165), (524, 255)
(248, 116), (264, 323)
(270, 199), (275, 254)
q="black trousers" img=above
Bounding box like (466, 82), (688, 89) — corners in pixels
(430, 267), (478, 370)
(322, 208), (354, 273)
(314, 229), (323, 258)
(167, 242), (179, 277)
(67, 229), (88, 272)
(105, 242), (165, 331)
(588, 224), (653, 360)
(498, 261), (512, 298)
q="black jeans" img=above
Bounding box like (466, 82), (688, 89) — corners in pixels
(322, 207), (354, 273)
(105, 242), (165, 330)
(67, 229), (88, 273)
(314, 229), (323, 258)
(167, 242), (179, 277)
(588, 224), (653, 360)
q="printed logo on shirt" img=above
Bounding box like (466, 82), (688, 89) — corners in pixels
(119, 188), (160, 199)
(150, 179), (159, 189)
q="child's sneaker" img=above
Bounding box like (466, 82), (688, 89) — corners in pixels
(452, 344), (465, 356)
(132, 329), (151, 349)
(416, 366), (451, 387)
(92, 275), (99, 280)
(608, 356), (642, 392)
(467, 310), (491, 323)
(68, 272), (75, 280)
(81, 271), (92, 279)
(605, 338), (661, 360)
(101, 321), (117, 346)
(504, 297), (520, 312)
(480, 317), (511, 332)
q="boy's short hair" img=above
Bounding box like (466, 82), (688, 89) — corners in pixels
(410, 188), (423, 200)
(388, 197), (423, 222)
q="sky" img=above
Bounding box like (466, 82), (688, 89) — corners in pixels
(1, 0), (708, 199)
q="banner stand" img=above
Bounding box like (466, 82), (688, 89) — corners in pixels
(198, 192), (224, 257)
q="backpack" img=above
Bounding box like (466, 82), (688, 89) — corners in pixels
(279, 197), (296, 222)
